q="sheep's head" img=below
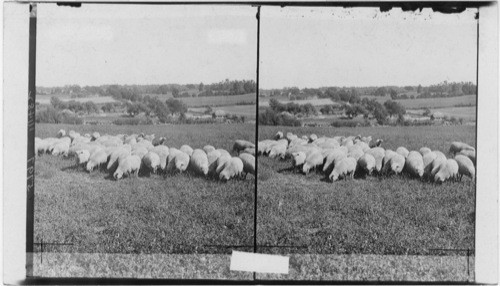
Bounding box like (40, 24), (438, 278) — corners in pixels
(219, 171), (230, 182)
(329, 171), (339, 182)
(114, 170), (123, 180)
(302, 163), (310, 174)
(86, 162), (95, 172)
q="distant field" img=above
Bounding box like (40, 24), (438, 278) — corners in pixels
(361, 94), (476, 109)
(37, 95), (117, 105)
(408, 106), (477, 121)
(149, 93), (256, 107)
(257, 125), (475, 255)
(35, 123), (255, 254)
(259, 96), (337, 107)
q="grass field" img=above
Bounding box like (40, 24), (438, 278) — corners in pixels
(257, 125), (475, 255)
(36, 95), (117, 105)
(361, 94), (477, 109)
(149, 93), (256, 107)
(34, 123), (256, 254)
(259, 97), (337, 107)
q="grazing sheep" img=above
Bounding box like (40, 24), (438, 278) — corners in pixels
(419, 147), (432, 156)
(180, 145), (194, 156)
(405, 151), (424, 178)
(166, 148), (183, 172)
(449, 141), (475, 156)
(434, 159), (459, 183)
(241, 147), (255, 155)
(174, 151), (190, 173)
(422, 151), (438, 172)
(152, 137), (166, 146)
(189, 149), (209, 176)
(396, 146), (410, 158)
(361, 136), (372, 144)
(382, 149), (396, 168)
(292, 152), (307, 169)
(76, 150), (90, 166)
(233, 140), (255, 154)
(309, 134), (318, 142)
(214, 154), (232, 175)
(51, 141), (70, 156)
(152, 145), (169, 170)
(383, 152), (405, 175)
(135, 140), (154, 151)
(257, 140), (276, 155)
(239, 153), (255, 178)
(269, 142), (287, 159)
(219, 157), (244, 181)
(124, 136), (137, 145)
(301, 135), (309, 141)
(454, 155), (475, 180)
(107, 148), (131, 171)
(203, 145), (216, 154)
(131, 146), (149, 159)
(286, 132), (296, 142)
(217, 148), (231, 158)
(142, 151), (161, 174)
(329, 157), (357, 181)
(91, 132), (100, 141)
(357, 153), (376, 175)
(114, 155), (141, 180)
(365, 147), (385, 173)
(302, 151), (324, 174)
(427, 153), (448, 179)
(347, 148), (364, 161)
(275, 131), (284, 140)
(369, 139), (383, 148)
(207, 150), (223, 175)
(322, 150), (347, 174)
(57, 129), (66, 138)
(457, 149), (476, 165)
(86, 149), (108, 172)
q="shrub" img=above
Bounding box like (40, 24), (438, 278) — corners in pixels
(259, 108), (301, 126)
(112, 117), (148, 125)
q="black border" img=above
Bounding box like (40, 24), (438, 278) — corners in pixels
(26, 1), (487, 284)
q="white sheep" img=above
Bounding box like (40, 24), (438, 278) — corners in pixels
(142, 151), (161, 174)
(91, 132), (100, 141)
(241, 147), (255, 155)
(302, 151), (324, 174)
(174, 151), (190, 173)
(419, 147), (432, 156)
(76, 149), (90, 166)
(329, 157), (357, 181)
(454, 155), (475, 180)
(396, 146), (410, 158)
(422, 151), (438, 177)
(457, 149), (476, 165)
(203, 145), (216, 154)
(275, 131), (284, 140)
(347, 148), (364, 161)
(152, 145), (169, 171)
(215, 153), (232, 175)
(365, 147), (385, 173)
(322, 150), (347, 174)
(309, 134), (318, 142)
(434, 159), (459, 183)
(357, 153), (376, 175)
(269, 142), (287, 159)
(207, 150), (222, 175)
(217, 148), (231, 158)
(257, 140), (276, 155)
(449, 141), (475, 156)
(86, 149), (108, 172)
(152, 137), (166, 146)
(189, 149), (209, 176)
(383, 152), (405, 175)
(57, 129), (66, 138)
(233, 140), (255, 154)
(239, 153), (255, 178)
(51, 141), (70, 156)
(404, 151), (424, 178)
(292, 152), (307, 170)
(114, 155), (141, 180)
(219, 157), (244, 181)
(180, 144), (194, 156)
(107, 147), (130, 171)
(131, 146), (149, 159)
(166, 148), (183, 172)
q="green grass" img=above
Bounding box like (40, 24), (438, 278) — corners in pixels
(361, 94), (476, 109)
(34, 123), (255, 254)
(257, 125), (475, 255)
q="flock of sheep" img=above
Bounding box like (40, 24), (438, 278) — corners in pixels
(258, 131), (476, 183)
(35, 129), (256, 181)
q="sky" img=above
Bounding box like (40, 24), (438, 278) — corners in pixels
(260, 7), (478, 89)
(37, 5), (477, 88)
(36, 4), (258, 87)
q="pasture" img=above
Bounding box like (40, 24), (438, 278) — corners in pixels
(37, 95), (117, 105)
(34, 123), (256, 254)
(149, 93), (256, 107)
(361, 94), (477, 109)
(257, 125), (475, 255)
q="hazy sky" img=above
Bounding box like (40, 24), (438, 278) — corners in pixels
(36, 4), (258, 87)
(260, 7), (478, 89)
(37, 5), (477, 88)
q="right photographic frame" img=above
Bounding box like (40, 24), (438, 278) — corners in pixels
(257, 5), (478, 281)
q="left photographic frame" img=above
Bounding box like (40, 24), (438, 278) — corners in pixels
(28, 3), (258, 280)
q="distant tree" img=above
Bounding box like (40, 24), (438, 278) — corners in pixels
(417, 84), (422, 93)
(345, 104), (366, 119)
(165, 98), (187, 115)
(384, 100), (406, 118)
(372, 104), (388, 124)
(101, 102), (114, 113)
(389, 89), (398, 99)
(423, 108), (431, 117)
(84, 101), (98, 114)
(172, 88), (180, 98)
(404, 86), (414, 91)
(50, 96), (64, 109)
(374, 87), (387, 97)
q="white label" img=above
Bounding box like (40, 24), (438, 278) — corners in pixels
(230, 251), (289, 274)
